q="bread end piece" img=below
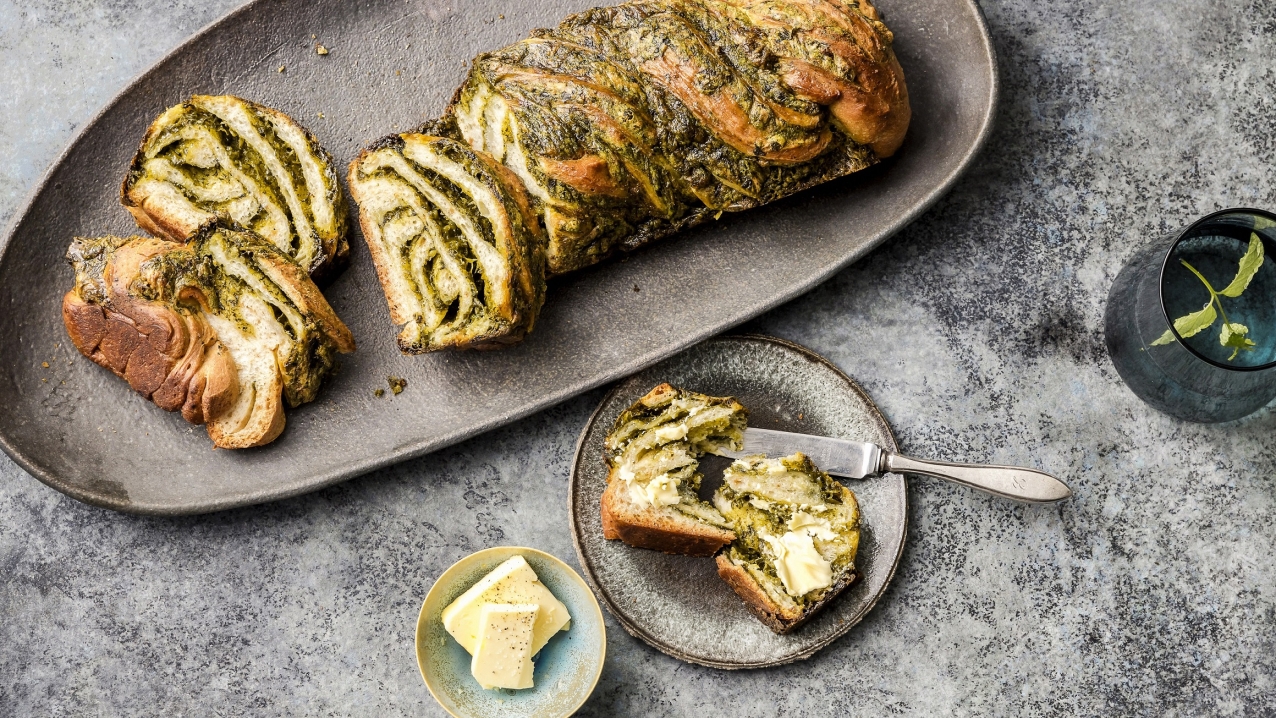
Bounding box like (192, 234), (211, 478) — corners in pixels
(62, 229), (351, 450)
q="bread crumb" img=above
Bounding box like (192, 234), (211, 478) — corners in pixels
(316, 44), (329, 55)
(387, 376), (407, 395)
(278, 65), (286, 73)
(42, 361), (49, 368)
(374, 388), (385, 398)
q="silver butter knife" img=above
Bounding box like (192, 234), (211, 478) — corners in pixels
(716, 428), (1072, 503)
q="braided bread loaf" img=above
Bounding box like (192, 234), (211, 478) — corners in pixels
(351, 0), (909, 352)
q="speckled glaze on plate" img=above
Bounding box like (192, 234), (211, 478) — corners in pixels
(569, 335), (907, 668)
(416, 546), (606, 718)
(0, 0), (996, 514)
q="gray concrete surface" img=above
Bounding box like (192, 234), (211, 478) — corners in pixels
(2, 0), (1275, 715)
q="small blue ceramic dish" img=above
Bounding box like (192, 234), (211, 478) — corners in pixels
(416, 546), (606, 718)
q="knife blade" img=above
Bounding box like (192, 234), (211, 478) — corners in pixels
(715, 428), (1072, 504)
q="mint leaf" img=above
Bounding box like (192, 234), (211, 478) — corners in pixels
(1221, 322), (1256, 360)
(1220, 233), (1265, 298)
(1151, 300), (1216, 345)
(1220, 321), (1248, 344)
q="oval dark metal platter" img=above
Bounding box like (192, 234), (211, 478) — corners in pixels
(0, 0), (996, 514)
(569, 335), (906, 668)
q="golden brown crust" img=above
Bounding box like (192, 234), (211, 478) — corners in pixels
(784, 0), (910, 156)
(61, 294), (109, 364)
(538, 155), (626, 198)
(60, 239), (236, 432)
(252, 247), (356, 354)
(715, 554), (798, 632)
(719, 0), (911, 157)
(635, 382), (679, 410)
(635, 53), (832, 165)
(600, 478), (735, 556)
(121, 203), (191, 244)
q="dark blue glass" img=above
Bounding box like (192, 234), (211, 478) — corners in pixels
(1105, 208), (1276, 422)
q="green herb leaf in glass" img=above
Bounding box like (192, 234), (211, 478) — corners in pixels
(1220, 321), (1256, 360)
(1151, 300), (1217, 345)
(1150, 232), (1265, 360)
(1220, 233), (1265, 297)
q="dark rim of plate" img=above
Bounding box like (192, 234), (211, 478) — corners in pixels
(566, 333), (908, 669)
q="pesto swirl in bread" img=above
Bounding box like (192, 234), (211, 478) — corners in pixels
(347, 133), (545, 353)
(122, 95), (349, 281)
(61, 226), (355, 449)
(352, 0), (909, 349)
(600, 384), (747, 555)
(449, 0), (900, 276)
(713, 453), (860, 633)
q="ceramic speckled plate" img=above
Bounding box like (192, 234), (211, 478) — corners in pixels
(0, 0), (995, 514)
(569, 335), (907, 668)
(416, 547), (606, 718)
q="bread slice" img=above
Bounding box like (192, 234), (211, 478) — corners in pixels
(599, 384), (747, 555)
(121, 95), (349, 282)
(347, 133), (546, 352)
(62, 225), (355, 449)
(713, 453), (860, 634)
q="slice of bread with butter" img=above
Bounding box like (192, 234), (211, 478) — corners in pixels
(600, 384), (747, 555)
(713, 453), (861, 633)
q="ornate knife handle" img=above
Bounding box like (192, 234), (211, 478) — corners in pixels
(882, 453), (1072, 503)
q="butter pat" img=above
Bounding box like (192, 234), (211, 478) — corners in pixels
(758, 528), (833, 597)
(644, 473), (681, 507)
(471, 603), (538, 690)
(788, 511), (837, 541)
(442, 556), (571, 658)
(653, 423), (688, 442)
(627, 470), (681, 508)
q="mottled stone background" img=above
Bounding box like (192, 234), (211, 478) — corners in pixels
(2, 0), (1274, 715)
